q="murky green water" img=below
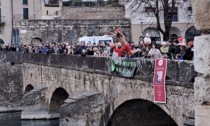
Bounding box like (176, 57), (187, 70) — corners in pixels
(0, 112), (59, 126)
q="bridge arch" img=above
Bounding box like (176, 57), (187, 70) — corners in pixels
(24, 84), (34, 94)
(107, 99), (177, 126)
(49, 87), (69, 113)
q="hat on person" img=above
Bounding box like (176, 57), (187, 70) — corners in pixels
(162, 42), (166, 45)
(178, 36), (183, 42)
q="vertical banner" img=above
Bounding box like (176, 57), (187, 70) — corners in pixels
(154, 59), (167, 103)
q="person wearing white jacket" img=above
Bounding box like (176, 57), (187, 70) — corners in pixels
(148, 43), (163, 59)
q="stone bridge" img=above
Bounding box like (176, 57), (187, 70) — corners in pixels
(18, 53), (195, 126)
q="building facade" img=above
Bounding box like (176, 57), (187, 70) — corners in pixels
(0, 0), (62, 45)
(0, 0), (200, 45)
(12, 0), (62, 20)
(121, 0), (201, 42)
(14, 0), (129, 44)
(0, 0), (13, 45)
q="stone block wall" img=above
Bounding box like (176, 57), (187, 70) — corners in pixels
(0, 51), (23, 110)
(192, 0), (210, 32)
(63, 7), (125, 20)
(0, 52), (196, 125)
(192, 1), (210, 125)
(194, 32), (210, 126)
(22, 53), (195, 87)
(22, 53), (195, 126)
(15, 19), (131, 44)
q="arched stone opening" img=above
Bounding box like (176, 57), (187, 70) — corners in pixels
(185, 26), (201, 41)
(49, 87), (69, 113)
(0, 39), (4, 45)
(107, 99), (178, 126)
(170, 27), (182, 42)
(31, 37), (42, 45)
(24, 84), (34, 94)
(142, 27), (161, 42)
(171, 34), (178, 41)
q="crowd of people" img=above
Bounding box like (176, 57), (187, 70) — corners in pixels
(0, 31), (194, 60)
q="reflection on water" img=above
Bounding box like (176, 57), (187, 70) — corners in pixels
(0, 112), (59, 126)
(22, 120), (59, 126)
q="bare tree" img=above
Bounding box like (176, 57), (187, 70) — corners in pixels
(129, 0), (191, 41)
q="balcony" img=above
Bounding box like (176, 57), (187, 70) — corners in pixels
(0, 16), (5, 26)
(13, 14), (35, 21)
(45, 1), (59, 7)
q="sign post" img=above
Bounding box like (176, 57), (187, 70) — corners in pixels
(153, 59), (167, 103)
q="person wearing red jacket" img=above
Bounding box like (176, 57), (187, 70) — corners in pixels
(116, 31), (141, 57)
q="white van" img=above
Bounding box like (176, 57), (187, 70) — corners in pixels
(78, 35), (113, 45)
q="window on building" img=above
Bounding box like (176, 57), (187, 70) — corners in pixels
(46, 10), (48, 15)
(145, 7), (156, 17)
(23, 0), (28, 5)
(23, 8), (28, 19)
(55, 11), (58, 15)
(45, 0), (59, 7)
(168, 7), (178, 22)
(63, 1), (70, 6)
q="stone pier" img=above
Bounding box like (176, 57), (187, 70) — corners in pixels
(192, 0), (210, 125)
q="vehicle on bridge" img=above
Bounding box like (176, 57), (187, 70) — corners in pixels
(78, 35), (113, 45)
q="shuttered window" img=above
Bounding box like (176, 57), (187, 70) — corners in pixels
(23, 8), (28, 19)
(23, 0), (28, 5)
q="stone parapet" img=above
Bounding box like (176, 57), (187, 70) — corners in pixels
(0, 51), (195, 87)
(22, 53), (195, 87)
(0, 51), (23, 109)
(0, 51), (23, 64)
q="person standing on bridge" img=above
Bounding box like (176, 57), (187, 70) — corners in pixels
(116, 30), (141, 57)
(148, 43), (163, 59)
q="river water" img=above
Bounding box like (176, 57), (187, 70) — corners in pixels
(0, 112), (59, 126)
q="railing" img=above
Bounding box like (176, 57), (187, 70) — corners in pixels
(13, 14), (37, 21)
(13, 14), (62, 21)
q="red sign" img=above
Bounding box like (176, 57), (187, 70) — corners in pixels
(153, 59), (167, 103)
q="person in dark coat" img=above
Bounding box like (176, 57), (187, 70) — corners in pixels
(173, 40), (181, 59)
(183, 38), (194, 60)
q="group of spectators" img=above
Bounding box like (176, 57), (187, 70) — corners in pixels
(129, 34), (194, 60)
(0, 32), (194, 61)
